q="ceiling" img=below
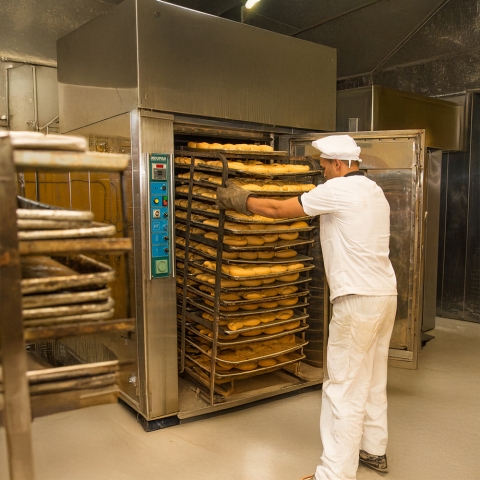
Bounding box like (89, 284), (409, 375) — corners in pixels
(0, 0), (457, 78)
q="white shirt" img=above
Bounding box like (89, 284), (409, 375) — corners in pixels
(301, 173), (397, 301)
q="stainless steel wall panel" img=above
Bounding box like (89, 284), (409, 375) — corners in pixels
(57, 0), (138, 133)
(372, 87), (462, 151)
(465, 95), (480, 322)
(135, 1), (336, 131)
(336, 86), (373, 133)
(437, 92), (480, 323)
(337, 86), (463, 151)
(422, 150), (442, 331)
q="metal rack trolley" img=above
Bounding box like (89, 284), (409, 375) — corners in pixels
(0, 132), (134, 480)
(174, 149), (324, 406)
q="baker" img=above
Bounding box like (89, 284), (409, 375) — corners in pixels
(216, 135), (397, 479)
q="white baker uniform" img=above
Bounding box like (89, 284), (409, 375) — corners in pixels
(301, 172), (398, 480)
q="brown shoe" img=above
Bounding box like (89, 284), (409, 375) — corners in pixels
(300, 476), (315, 480)
(359, 450), (389, 473)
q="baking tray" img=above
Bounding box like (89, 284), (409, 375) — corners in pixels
(175, 162), (320, 179)
(182, 271), (312, 293)
(185, 283), (309, 307)
(185, 309), (309, 339)
(187, 297), (309, 319)
(17, 207), (94, 222)
(22, 308), (115, 327)
(175, 148), (288, 157)
(184, 335), (308, 366)
(175, 242), (312, 264)
(185, 351), (306, 381)
(21, 255), (115, 295)
(18, 222), (116, 240)
(22, 287), (111, 309)
(175, 191), (217, 204)
(22, 297), (114, 320)
(17, 219), (93, 230)
(175, 217), (315, 235)
(190, 260), (314, 281)
(175, 230), (314, 252)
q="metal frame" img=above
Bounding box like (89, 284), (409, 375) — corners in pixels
(0, 135), (35, 479)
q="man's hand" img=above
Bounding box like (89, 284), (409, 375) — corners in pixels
(216, 180), (255, 215)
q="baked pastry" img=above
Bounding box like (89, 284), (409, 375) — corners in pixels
(278, 297), (299, 306)
(239, 251), (258, 260)
(263, 325), (285, 335)
(278, 272), (300, 282)
(259, 358), (277, 367)
(276, 309), (294, 320)
(275, 249), (297, 258)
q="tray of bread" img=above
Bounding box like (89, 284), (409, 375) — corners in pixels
(185, 334), (307, 367)
(185, 282), (308, 307)
(183, 269), (312, 291)
(175, 238), (312, 264)
(191, 259), (314, 282)
(185, 305), (309, 337)
(187, 296), (309, 319)
(175, 229), (314, 252)
(175, 198), (219, 216)
(175, 184), (217, 200)
(185, 347), (306, 380)
(175, 154), (320, 177)
(184, 310), (308, 344)
(175, 218), (314, 236)
(186, 351), (306, 381)
(178, 142), (280, 153)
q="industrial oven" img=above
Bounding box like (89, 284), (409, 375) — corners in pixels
(53, 0), (427, 428)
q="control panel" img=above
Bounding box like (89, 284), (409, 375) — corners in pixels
(148, 153), (172, 278)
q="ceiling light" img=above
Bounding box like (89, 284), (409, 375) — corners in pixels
(245, 0), (261, 9)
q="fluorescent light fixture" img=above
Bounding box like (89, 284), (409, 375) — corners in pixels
(245, 0), (261, 9)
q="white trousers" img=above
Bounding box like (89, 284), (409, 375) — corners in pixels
(315, 295), (397, 480)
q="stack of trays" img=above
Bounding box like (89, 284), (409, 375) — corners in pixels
(21, 255), (115, 327)
(17, 198), (118, 329)
(175, 149), (321, 396)
(17, 206), (115, 241)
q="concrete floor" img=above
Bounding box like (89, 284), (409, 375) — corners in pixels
(1, 317), (479, 480)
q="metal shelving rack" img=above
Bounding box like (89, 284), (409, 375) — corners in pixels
(174, 148), (322, 406)
(0, 132), (135, 480)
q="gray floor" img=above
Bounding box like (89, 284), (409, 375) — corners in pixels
(1, 317), (479, 480)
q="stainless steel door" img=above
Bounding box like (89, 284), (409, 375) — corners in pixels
(282, 130), (426, 369)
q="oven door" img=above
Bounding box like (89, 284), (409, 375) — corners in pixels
(280, 130), (426, 370)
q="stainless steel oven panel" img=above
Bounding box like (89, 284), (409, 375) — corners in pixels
(285, 130), (426, 369)
(58, 0), (336, 134)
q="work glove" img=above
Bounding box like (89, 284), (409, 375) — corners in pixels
(216, 179), (256, 216)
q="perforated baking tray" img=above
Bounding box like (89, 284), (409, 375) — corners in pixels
(184, 309), (309, 339)
(185, 282), (309, 307)
(175, 230), (314, 252)
(181, 271), (312, 293)
(175, 217), (315, 235)
(190, 260), (315, 281)
(187, 297), (309, 319)
(184, 335), (308, 366)
(175, 242), (312, 265)
(185, 351), (306, 381)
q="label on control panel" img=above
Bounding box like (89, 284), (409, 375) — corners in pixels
(149, 153), (171, 278)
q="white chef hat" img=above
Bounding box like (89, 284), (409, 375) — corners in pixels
(311, 135), (362, 168)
